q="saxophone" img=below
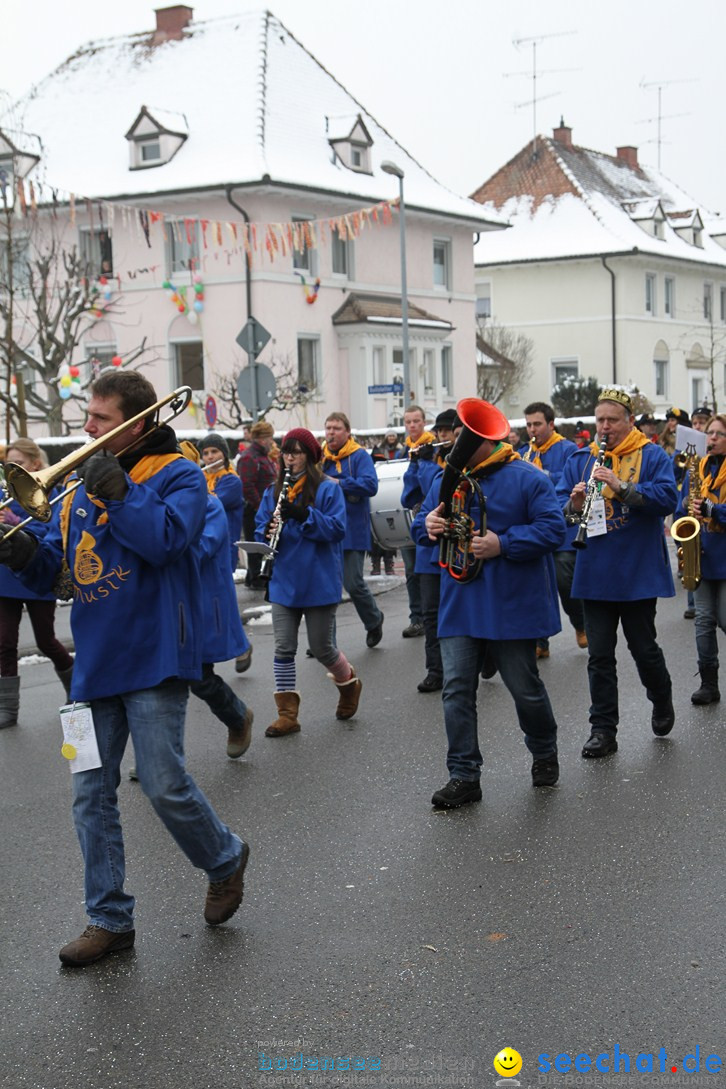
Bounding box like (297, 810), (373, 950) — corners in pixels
(670, 444), (702, 591)
(259, 469), (293, 582)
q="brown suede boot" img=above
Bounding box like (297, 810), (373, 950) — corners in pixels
(265, 691), (301, 737)
(330, 668), (362, 720)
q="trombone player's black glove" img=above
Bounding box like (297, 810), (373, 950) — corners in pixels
(79, 451), (128, 501)
(0, 525), (38, 571)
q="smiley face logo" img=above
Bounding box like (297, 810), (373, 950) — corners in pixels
(493, 1048), (523, 1078)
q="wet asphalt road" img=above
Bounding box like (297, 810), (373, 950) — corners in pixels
(1, 569), (724, 1089)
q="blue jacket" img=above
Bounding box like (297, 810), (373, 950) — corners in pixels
(255, 477), (345, 607)
(521, 437), (579, 550)
(18, 451), (207, 700)
(680, 457), (726, 580)
(557, 442), (677, 601)
(0, 497), (59, 602)
(207, 467), (244, 572)
(198, 494), (249, 663)
(320, 447), (378, 551)
(413, 457), (566, 640)
(408, 459), (445, 574)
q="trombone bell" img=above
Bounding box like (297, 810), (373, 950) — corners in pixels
(3, 464), (54, 521)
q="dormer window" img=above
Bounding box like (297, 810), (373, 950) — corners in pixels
(621, 198), (666, 241)
(0, 128), (41, 207)
(125, 106), (188, 170)
(667, 209), (705, 248)
(328, 113), (373, 175)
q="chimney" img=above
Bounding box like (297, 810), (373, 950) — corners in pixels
(552, 117), (572, 149)
(616, 145), (639, 170)
(154, 5), (193, 43)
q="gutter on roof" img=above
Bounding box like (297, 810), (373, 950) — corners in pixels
(475, 248), (641, 269)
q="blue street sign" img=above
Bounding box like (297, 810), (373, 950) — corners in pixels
(368, 384), (399, 394)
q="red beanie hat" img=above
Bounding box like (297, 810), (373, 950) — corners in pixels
(282, 427), (323, 463)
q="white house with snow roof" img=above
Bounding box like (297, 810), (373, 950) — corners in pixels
(1, 4), (504, 435)
(471, 121), (726, 417)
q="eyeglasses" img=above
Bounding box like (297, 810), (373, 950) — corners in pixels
(705, 431), (726, 440)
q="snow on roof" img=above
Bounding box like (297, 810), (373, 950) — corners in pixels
(7, 10), (504, 228)
(473, 134), (726, 268)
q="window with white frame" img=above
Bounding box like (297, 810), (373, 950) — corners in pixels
(476, 284), (492, 319)
(84, 343), (118, 381)
(433, 239), (451, 290)
(441, 345), (453, 395)
(139, 138), (161, 164)
(372, 346), (385, 385)
(721, 287), (726, 324)
(79, 227), (113, 277)
(423, 349), (436, 395)
(664, 277), (675, 318)
(173, 340), (204, 391)
(167, 221), (200, 275)
(292, 218), (316, 274)
(692, 375), (707, 408)
(704, 283), (713, 321)
(645, 273), (656, 315)
(297, 336), (321, 393)
(654, 356), (669, 399)
(331, 229), (353, 278)
(0, 230), (30, 291)
(551, 357), (579, 386)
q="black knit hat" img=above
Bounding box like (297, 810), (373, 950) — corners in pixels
(199, 432), (230, 466)
(434, 409), (458, 430)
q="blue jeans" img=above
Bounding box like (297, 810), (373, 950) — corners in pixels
(583, 598), (672, 734)
(401, 546), (423, 625)
(72, 679), (242, 932)
(419, 572), (443, 679)
(694, 579), (726, 669)
(440, 636), (558, 780)
(343, 550), (383, 632)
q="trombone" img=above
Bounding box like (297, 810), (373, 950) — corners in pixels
(0, 386), (193, 541)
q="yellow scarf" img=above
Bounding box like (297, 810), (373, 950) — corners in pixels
(530, 431), (565, 470)
(588, 430), (648, 499)
(205, 464), (237, 494)
(287, 477), (306, 502)
(700, 457), (726, 502)
(405, 431), (436, 452)
(468, 442), (520, 476)
(322, 437), (362, 473)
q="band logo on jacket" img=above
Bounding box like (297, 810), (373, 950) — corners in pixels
(73, 530), (131, 602)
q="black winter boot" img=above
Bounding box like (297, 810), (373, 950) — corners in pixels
(691, 666), (720, 705)
(0, 675), (20, 728)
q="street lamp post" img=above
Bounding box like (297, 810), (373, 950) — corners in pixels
(381, 160), (411, 412)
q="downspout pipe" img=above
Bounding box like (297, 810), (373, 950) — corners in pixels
(601, 256), (617, 384)
(225, 186), (252, 320)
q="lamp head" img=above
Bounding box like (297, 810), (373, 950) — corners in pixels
(381, 160), (404, 179)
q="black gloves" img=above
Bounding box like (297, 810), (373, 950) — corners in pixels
(415, 443), (434, 461)
(279, 498), (307, 523)
(78, 451), (128, 501)
(0, 525), (38, 571)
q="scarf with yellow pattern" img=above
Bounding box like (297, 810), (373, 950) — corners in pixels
(205, 464), (238, 494)
(528, 431), (566, 470)
(588, 429), (648, 499)
(468, 442), (520, 476)
(699, 456), (726, 502)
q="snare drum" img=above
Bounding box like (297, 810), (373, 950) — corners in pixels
(370, 460), (414, 550)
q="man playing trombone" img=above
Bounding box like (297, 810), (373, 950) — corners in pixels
(0, 371), (250, 966)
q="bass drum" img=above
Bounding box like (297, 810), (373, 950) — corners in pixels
(370, 460), (414, 550)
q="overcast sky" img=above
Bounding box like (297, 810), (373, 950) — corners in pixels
(2, 0), (724, 215)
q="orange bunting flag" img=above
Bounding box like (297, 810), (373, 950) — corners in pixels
(214, 221), (223, 247)
(200, 219), (209, 249)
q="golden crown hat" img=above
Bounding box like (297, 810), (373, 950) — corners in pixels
(598, 388), (633, 412)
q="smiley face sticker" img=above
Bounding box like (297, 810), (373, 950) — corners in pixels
(493, 1048), (523, 1078)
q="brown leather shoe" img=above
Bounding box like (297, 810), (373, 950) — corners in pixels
(227, 708), (253, 758)
(234, 647), (253, 674)
(575, 629), (588, 649)
(59, 925), (135, 967)
(204, 842), (250, 926)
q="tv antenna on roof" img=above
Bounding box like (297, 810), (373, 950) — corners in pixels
(639, 77), (698, 169)
(507, 31), (578, 150)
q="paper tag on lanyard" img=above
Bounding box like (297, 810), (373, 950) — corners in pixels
(59, 702), (102, 773)
(586, 496), (607, 537)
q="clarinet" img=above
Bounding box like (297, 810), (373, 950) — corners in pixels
(572, 438), (608, 550)
(259, 469), (293, 581)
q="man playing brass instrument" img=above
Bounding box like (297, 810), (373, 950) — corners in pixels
(682, 414), (726, 705)
(415, 398), (566, 807)
(0, 371), (250, 966)
(558, 389), (678, 757)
